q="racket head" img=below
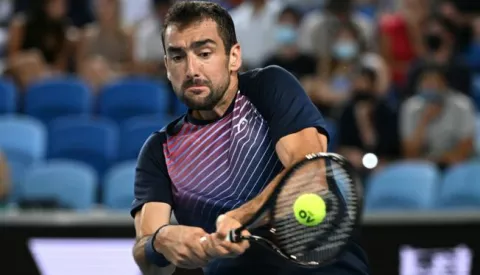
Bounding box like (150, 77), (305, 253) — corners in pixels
(235, 152), (363, 268)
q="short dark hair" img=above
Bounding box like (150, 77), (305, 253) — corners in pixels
(358, 67), (377, 85)
(419, 63), (448, 82)
(161, 1), (238, 55)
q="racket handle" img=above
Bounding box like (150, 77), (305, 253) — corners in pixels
(226, 228), (242, 243)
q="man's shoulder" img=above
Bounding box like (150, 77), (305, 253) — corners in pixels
(400, 96), (424, 116)
(447, 91), (474, 111)
(239, 65), (292, 88)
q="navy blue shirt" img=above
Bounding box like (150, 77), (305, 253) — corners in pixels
(131, 66), (370, 275)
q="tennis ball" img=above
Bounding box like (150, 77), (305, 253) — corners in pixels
(293, 193), (326, 226)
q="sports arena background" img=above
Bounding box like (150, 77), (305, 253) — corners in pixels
(1, 0), (480, 274)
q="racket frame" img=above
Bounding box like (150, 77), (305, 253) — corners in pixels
(227, 152), (364, 267)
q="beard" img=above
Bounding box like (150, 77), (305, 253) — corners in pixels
(177, 71), (231, 111)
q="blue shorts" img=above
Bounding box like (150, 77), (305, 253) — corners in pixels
(203, 241), (370, 275)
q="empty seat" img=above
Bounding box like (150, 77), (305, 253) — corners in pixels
(476, 115), (480, 155)
(99, 78), (170, 122)
(0, 115), (46, 185)
(20, 160), (97, 210)
(24, 76), (92, 123)
(103, 160), (136, 210)
(48, 116), (118, 175)
(365, 161), (439, 211)
(0, 79), (16, 114)
(119, 115), (170, 161)
(437, 161), (480, 209)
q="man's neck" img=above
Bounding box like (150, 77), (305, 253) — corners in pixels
(431, 48), (452, 64)
(191, 77), (238, 121)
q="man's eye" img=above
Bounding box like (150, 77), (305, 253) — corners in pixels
(199, 52), (211, 58)
(172, 56), (183, 62)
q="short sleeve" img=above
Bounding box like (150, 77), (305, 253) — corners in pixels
(241, 65), (329, 145)
(399, 99), (419, 140)
(130, 132), (173, 218)
(456, 96), (476, 139)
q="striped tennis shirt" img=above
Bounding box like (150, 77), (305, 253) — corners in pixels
(131, 65), (369, 275)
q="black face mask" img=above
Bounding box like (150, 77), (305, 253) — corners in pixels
(425, 34), (443, 51)
(353, 90), (376, 102)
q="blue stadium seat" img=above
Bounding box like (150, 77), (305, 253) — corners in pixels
(24, 76), (92, 123)
(119, 115), (170, 161)
(174, 97), (188, 116)
(476, 115), (480, 155)
(48, 116), (118, 175)
(0, 79), (16, 114)
(99, 78), (170, 123)
(365, 161), (439, 211)
(20, 160), (97, 210)
(103, 160), (136, 210)
(0, 115), (46, 186)
(437, 161), (480, 209)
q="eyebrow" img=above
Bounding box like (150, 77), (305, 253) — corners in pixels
(167, 39), (217, 55)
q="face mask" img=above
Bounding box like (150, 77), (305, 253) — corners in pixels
(274, 24), (298, 45)
(333, 41), (359, 61)
(425, 34), (443, 51)
(419, 89), (445, 103)
(353, 90), (376, 102)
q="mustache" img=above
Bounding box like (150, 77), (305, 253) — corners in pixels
(182, 78), (210, 90)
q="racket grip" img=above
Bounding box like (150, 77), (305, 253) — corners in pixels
(226, 228), (242, 243)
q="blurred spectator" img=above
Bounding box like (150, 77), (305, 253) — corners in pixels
(378, 0), (429, 87)
(305, 22), (389, 119)
(76, 0), (134, 92)
(400, 64), (476, 169)
(120, 0), (151, 28)
(134, 0), (170, 78)
(261, 6), (316, 81)
(6, 0), (75, 89)
(464, 16), (480, 73)
(298, 0), (374, 59)
(0, 150), (10, 205)
(404, 14), (473, 99)
(230, 0), (284, 69)
(337, 67), (399, 173)
(438, 0), (473, 54)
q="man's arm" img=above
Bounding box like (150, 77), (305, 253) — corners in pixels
(133, 202), (176, 275)
(227, 128), (328, 224)
(225, 66), (329, 224)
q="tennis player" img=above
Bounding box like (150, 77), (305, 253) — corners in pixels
(131, 1), (369, 275)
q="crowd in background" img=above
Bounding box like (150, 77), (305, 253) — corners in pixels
(0, 0), (480, 203)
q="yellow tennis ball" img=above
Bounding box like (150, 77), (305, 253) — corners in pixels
(293, 193), (326, 226)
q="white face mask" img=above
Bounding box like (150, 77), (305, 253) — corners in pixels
(332, 41), (359, 61)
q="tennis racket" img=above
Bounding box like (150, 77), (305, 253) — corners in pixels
(226, 152), (363, 268)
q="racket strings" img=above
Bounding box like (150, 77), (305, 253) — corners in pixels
(271, 159), (358, 265)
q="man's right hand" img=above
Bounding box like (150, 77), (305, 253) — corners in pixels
(154, 225), (211, 269)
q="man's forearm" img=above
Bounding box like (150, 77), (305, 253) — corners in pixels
(227, 169), (287, 224)
(133, 236), (175, 275)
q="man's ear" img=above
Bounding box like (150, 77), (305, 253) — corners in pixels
(229, 43), (242, 73)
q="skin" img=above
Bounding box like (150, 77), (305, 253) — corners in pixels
(133, 17), (328, 274)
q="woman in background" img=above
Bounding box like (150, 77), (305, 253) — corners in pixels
(76, 0), (134, 92)
(7, 0), (73, 89)
(305, 22), (389, 119)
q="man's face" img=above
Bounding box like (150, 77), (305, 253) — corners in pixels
(164, 19), (240, 110)
(420, 72), (446, 92)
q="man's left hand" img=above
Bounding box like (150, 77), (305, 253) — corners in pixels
(200, 214), (250, 259)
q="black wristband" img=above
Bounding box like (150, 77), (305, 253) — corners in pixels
(144, 224), (171, 267)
